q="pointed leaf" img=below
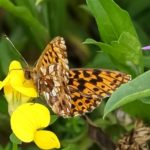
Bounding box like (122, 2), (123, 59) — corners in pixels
(86, 0), (138, 43)
(104, 70), (150, 118)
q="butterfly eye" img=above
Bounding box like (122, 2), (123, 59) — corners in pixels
(24, 70), (32, 80)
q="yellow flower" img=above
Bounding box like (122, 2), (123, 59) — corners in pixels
(11, 103), (60, 150)
(0, 60), (38, 114)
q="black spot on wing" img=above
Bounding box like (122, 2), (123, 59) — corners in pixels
(74, 71), (80, 78)
(78, 102), (83, 106)
(93, 70), (101, 77)
(83, 71), (91, 77)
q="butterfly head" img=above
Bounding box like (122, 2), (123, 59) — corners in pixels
(24, 69), (32, 80)
(24, 68), (38, 81)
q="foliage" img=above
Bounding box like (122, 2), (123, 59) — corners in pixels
(0, 0), (150, 149)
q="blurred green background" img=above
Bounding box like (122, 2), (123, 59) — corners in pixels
(0, 0), (150, 149)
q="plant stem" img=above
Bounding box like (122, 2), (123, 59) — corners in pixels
(12, 143), (18, 150)
(83, 115), (116, 150)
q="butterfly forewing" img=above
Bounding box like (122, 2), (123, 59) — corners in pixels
(35, 37), (68, 71)
(28, 36), (131, 117)
(31, 37), (72, 117)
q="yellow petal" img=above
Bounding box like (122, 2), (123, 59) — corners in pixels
(13, 86), (38, 98)
(0, 81), (2, 89)
(9, 60), (24, 85)
(11, 103), (50, 142)
(34, 130), (60, 149)
(9, 60), (23, 71)
(4, 85), (32, 114)
(10, 72), (38, 97)
(0, 75), (10, 90)
(4, 84), (22, 104)
(4, 84), (30, 103)
(0, 60), (24, 90)
(19, 79), (38, 97)
(9, 60), (38, 97)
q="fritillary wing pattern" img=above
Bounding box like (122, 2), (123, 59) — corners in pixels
(32, 37), (72, 117)
(68, 69), (131, 116)
(27, 36), (131, 118)
(35, 36), (68, 70)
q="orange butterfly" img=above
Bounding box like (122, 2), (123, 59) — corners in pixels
(25, 37), (131, 117)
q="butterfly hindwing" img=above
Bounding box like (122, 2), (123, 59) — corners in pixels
(68, 69), (131, 116)
(38, 64), (72, 117)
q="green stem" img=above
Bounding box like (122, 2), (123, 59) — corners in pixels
(12, 143), (18, 150)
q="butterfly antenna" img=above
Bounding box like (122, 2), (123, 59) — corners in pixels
(3, 35), (29, 67)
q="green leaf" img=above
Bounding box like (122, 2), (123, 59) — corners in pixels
(83, 38), (98, 45)
(123, 100), (150, 122)
(0, 0), (48, 48)
(104, 70), (150, 118)
(85, 0), (143, 75)
(0, 143), (11, 150)
(61, 144), (80, 150)
(86, 0), (138, 43)
(36, 0), (44, 5)
(105, 124), (126, 141)
(99, 32), (143, 75)
(143, 56), (150, 68)
(50, 115), (58, 125)
(44, 0), (68, 37)
(86, 52), (116, 69)
(84, 32), (143, 76)
(10, 133), (22, 145)
(0, 39), (18, 75)
(140, 97), (150, 104)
